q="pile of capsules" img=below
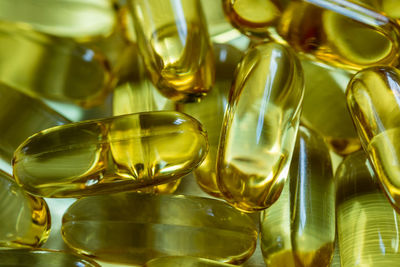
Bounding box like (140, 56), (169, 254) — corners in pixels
(1, 0), (400, 266)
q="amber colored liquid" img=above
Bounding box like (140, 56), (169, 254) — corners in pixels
(145, 256), (236, 267)
(62, 193), (258, 265)
(0, 249), (100, 267)
(368, 128), (400, 211)
(147, 22), (215, 102)
(0, 22), (112, 107)
(13, 111), (208, 197)
(0, 171), (50, 248)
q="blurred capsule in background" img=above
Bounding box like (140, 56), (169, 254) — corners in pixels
(0, 249), (100, 267)
(0, 83), (69, 167)
(184, 43), (243, 197)
(62, 193), (258, 265)
(129, 0), (215, 102)
(336, 151), (400, 266)
(0, 170), (50, 248)
(260, 126), (335, 266)
(145, 256), (237, 267)
(113, 45), (180, 194)
(0, 0), (116, 40)
(13, 111), (208, 198)
(223, 0), (400, 70)
(347, 66), (400, 212)
(301, 60), (360, 155)
(217, 42), (304, 212)
(0, 22), (112, 107)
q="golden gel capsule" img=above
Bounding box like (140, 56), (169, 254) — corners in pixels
(301, 60), (360, 155)
(113, 48), (180, 194)
(217, 42), (304, 212)
(0, 0), (116, 39)
(0, 22), (112, 107)
(0, 82), (69, 165)
(145, 256), (236, 267)
(260, 126), (335, 266)
(0, 249), (99, 267)
(223, 0), (400, 70)
(184, 43), (243, 197)
(62, 193), (258, 265)
(13, 111), (208, 198)
(129, 0), (215, 102)
(347, 66), (400, 212)
(0, 170), (50, 248)
(336, 151), (400, 266)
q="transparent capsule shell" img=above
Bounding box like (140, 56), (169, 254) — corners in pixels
(129, 0), (215, 102)
(346, 66), (400, 212)
(217, 42), (304, 212)
(13, 111), (208, 197)
(144, 256), (237, 267)
(260, 126), (335, 266)
(0, 170), (50, 248)
(62, 193), (258, 265)
(336, 151), (400, 266)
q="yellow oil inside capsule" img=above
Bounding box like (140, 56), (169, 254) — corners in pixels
(12, 111), (208, 198)
(113, 46), (180, 194)
(61, 193), (258, 265)
(260, 126), (335, 266)
(300, 59), (360, 155)
(0, 249), (100, 267)
(129, 0), (215, 102)
(217, 42), (304, 212)
(145, 256), (236, 267)
(0, 82), (69, 164)
(0, 0), (116, 40)
(0, 22), (112, 107)
(0, 170), (50, 247)
(336, 151), (400, 266)
(346, 66), (400, 212)
(184, 43), (243, 197)
(223, 0), (400, 70)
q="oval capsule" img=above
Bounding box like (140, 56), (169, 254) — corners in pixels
(301, 59), (360, 155)
(13, 111), (208, 198)
(62, 193), (258, 265)
(0, 22), (112, 107)
(0, 82), (69, 165)
(0, 0), (116, 40)
(217, 42), (304, 212)
(0, 170), (50, 247)
(223, 0), (400, 70)
(336, 151), (400, 266)
(0, 249), (99, 267)
(184, 43), (243, 197)
(145, 256), (237, 267)
(129, 0), (215, 102)
(346, 66), (400, 212)
(260, 126), (335, 266)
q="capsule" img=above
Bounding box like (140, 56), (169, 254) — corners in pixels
(346, 66), (400, 212)
(217, 42), (304, 212)
(0, 22), (112, 107)
(223, 0), (400, 70)
(0, 249), (99, 267)
(62, 193), (258, 265)
(145, 256), (236, 267)
(113, 47), (180, 194)
(0, 82), (69, 165)
(0, 0), (116, 40)
(0, 170), (50, 248)
(260, 126), (335, 266)
(336, 151), (400, 266)
(301, 59), (360, 155)
(13, 111), (208, 198)
(183, 44), (242, 197)
(129, 0), (215, 102)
